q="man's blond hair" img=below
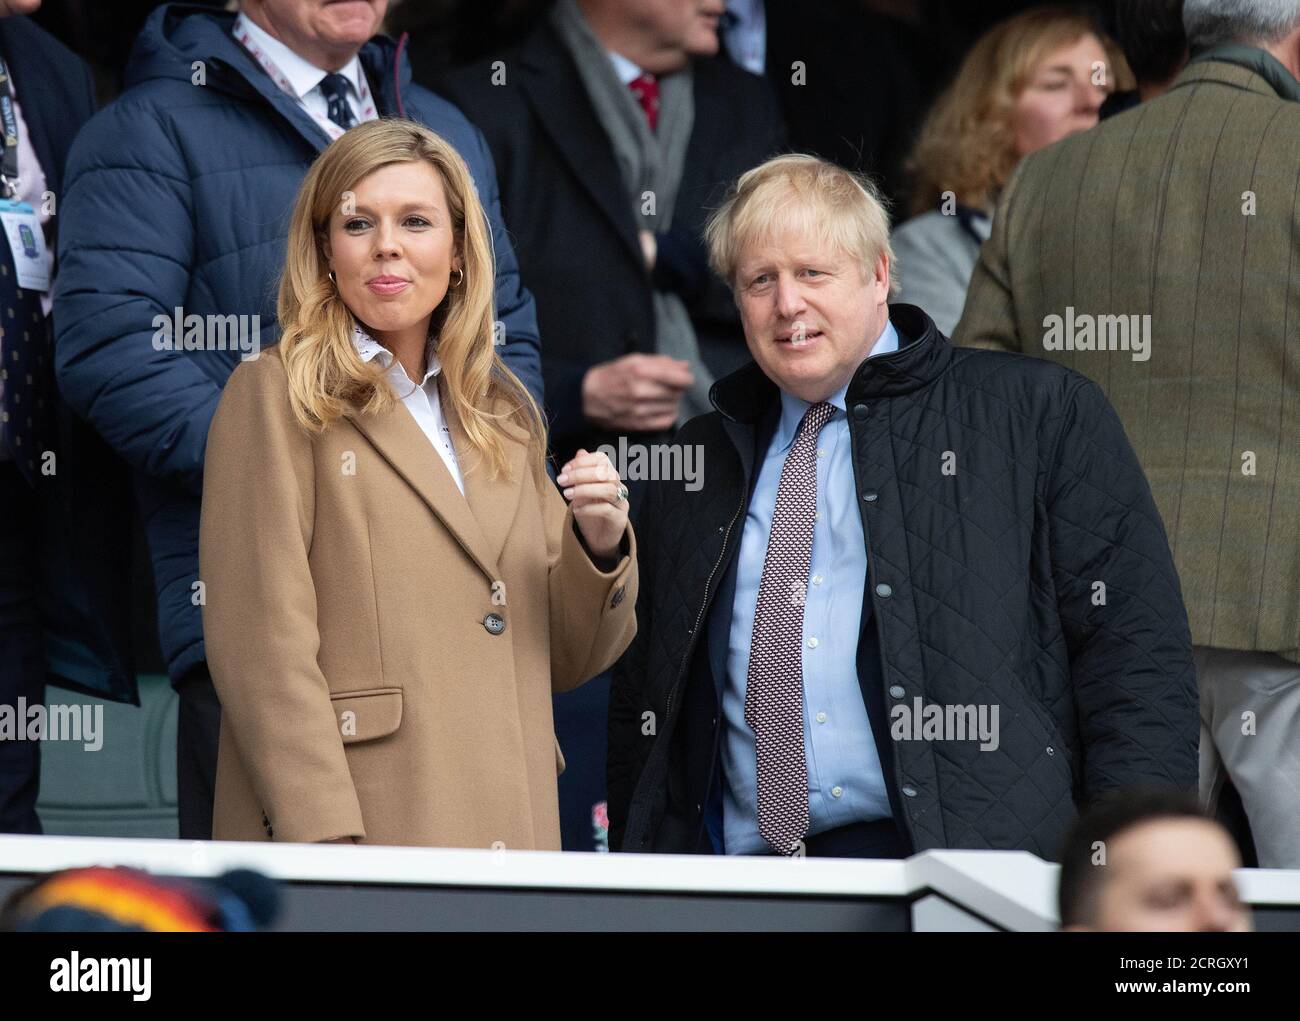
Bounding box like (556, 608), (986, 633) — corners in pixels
(705, 154), (899, 296)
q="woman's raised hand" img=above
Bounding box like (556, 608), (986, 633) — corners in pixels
(556, 448), (628, 562)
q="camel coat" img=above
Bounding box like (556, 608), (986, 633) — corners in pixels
(199, 347), (637, 849)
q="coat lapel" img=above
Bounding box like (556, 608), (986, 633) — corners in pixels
(439, 376), (527, 574)
(345, 382), (528, 583)
(516, 25), (644, 268)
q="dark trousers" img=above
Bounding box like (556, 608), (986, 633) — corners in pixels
(802, 818), (911, 859)
(176, 663), (221, 840)
(553, 670), (611, 851)
(0, 461), (44, 833)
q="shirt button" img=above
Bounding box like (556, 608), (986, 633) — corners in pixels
(875, 583), (893, 598)
(831, 786), (843, 798)
(483, 613), (506, 635)
(807, 636), (819, 649)
(811, 574), (823, 586)
(816, 448), (827, 458)
(889, 685), (905, 698)
(814, 511), (821, 522)
(816, 711), (827, 724)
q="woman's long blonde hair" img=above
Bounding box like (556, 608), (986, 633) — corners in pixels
(277, 118), (546, 481)
(905, 7), (1133, 217)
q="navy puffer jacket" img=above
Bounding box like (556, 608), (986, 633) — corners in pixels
(53, 4), (543, 687)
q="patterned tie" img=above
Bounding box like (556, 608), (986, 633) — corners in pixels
(0, 260), (52, 485)
(746, 401), (837, 856)
(628, 72), (660, 132)
(319, 73), (356, 130)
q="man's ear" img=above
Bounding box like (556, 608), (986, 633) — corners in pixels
(876, 252), (892, 296)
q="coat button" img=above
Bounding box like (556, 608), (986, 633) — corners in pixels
(901, 786), (918, 798)
(852, 403), (869, 419)
(862, 490), (878, 503)
(483, 613), (506, 635)
(875, 583), (892, 598)
(1046, 746), (1055, 756)
(889, 685), (905, 698)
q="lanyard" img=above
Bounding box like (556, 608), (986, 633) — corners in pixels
(0, 55), (20, 200)
(232, 18), (377, 142)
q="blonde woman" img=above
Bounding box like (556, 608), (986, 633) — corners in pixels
(892, 7), (1133, 334)
(199, 119), (637, 849)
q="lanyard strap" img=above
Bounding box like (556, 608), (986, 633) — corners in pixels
(0, 55), (20, 199)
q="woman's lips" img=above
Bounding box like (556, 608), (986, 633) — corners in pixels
(366, 278), (409, 295)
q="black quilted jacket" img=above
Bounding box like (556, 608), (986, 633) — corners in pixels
(607, 304), (1198, 858)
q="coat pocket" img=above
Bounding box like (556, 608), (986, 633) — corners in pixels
(330, 687), (403, 744)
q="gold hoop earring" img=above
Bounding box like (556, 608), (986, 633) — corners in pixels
(452, 267), (464, 287)
(328, 271), (336, 285)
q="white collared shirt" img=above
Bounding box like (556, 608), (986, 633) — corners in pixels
(606, 48), (644, 86)
(352, 324), (465, 496)
(234, 12), (373, 131)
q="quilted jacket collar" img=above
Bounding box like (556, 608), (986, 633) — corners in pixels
(709, 302), (953, 423)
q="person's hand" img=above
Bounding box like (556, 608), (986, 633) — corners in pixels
(557, 449), (628, 563)
(581, 353), (693, 433)
(0, 1), (43, 19)
(638, 229), (657, 270)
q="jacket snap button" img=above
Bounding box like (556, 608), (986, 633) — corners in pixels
(889, 685), (905, 698)
(852, 403), (869, 419)
(483, 613), (506, 635)
(901, 786), (918, 798)
(862, 490), (878, 503)
(875, 583), (892, 598)
(1046, 746), (1055, 756)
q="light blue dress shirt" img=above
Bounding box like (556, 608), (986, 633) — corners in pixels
(722, 320), (899, 854)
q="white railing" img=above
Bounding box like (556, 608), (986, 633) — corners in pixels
(1, 834), (1296, 931)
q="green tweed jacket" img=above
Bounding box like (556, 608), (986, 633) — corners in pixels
(955, 47), (1300, 662)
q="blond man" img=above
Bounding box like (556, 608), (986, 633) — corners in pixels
(608, 154), (1197, 861)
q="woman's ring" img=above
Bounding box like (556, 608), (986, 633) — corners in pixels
(616, 484), (629, 503)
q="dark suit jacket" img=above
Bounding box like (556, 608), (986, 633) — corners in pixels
(435, 21), (784, 461)
(2, 16), (136, 702)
